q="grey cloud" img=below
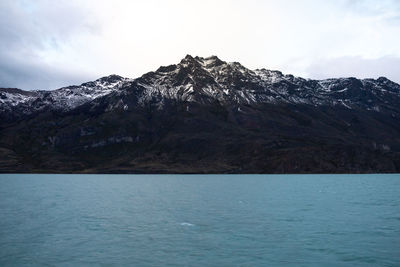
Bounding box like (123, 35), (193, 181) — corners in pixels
(343, 0), (400, 18)
(0, 0), (100, 90)
(0, 51), (94, 90)
(306, 56), (400, 84)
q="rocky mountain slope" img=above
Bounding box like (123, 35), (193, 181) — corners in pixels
(0, 75), (130, 120)
(1, 55), (399, 173)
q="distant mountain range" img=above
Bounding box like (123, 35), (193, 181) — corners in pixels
(1, 55), (399, 173)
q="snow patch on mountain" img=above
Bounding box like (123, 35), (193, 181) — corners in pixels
(0, 75), (131, 114)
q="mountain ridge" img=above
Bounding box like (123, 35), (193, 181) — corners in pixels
(1, 55), (399, 173)
(2, 55), (399, 117)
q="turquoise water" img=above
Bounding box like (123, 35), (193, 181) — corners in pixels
(0, 174), (399, 266)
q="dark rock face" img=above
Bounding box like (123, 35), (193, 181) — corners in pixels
(1, 55), (399, 173)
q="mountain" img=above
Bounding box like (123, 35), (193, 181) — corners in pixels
(0, 74), (130, 121)
(1, 55), (399, 173)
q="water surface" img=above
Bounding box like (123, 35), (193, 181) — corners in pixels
(0, 174), (399, 266)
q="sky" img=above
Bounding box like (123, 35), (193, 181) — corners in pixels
(1, 0), (400, 90)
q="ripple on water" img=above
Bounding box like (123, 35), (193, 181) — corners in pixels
(180, 222), (195, 227)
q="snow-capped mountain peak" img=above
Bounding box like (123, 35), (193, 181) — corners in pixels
(2, 55), (400, 119)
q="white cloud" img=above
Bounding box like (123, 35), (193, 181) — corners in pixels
(305, 55), (400, 81)
(1, 0), (400, 90)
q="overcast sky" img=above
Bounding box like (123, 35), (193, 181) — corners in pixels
(1, 0), (400, 90)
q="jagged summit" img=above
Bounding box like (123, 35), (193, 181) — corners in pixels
(96, 74), (125, 83)
(176, 55), (226, 71)
(195, 55), (225, 67)
(175, 55), (230, 71)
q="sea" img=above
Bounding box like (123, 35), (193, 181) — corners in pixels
(0, 174), (399, 266)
